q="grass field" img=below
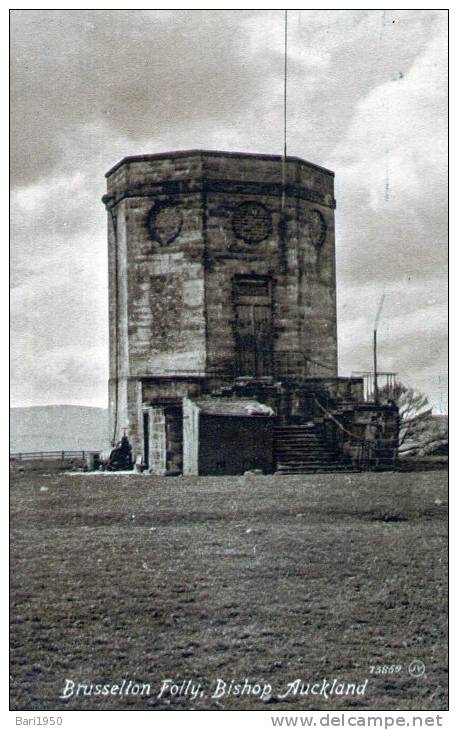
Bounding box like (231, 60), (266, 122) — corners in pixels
(10, 470), (448, 711)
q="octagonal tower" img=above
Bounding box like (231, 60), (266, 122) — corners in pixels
(103, 150), (338, 469)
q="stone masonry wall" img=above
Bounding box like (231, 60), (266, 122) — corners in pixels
(106, 153), (207, 383)
(201, 154), (337, 375)
(105, 150), (339, 459)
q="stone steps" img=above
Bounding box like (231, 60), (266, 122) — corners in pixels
(276, 464), (358, 474)
(274, 424), (354, 474)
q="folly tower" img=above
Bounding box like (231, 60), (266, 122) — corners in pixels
(103, 150), (338, 463)
(103, 150), (397, 475)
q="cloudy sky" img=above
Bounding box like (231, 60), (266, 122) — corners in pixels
(10, 9), (448, 412)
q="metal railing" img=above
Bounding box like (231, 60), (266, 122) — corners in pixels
(162, 351), (335, 383)
(273, 351), (335, 379)
(314, 398), (374, 470)
(352, 371), (397, 402)
(10, 450), (99, 462)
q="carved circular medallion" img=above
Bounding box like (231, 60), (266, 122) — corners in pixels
(309, 209), (327, 248)
(148, 204), (183, 245)
(232, 202), (272, 244)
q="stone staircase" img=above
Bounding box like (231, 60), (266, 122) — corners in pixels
(274, 424), (356, 474)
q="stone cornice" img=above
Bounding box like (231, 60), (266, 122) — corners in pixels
(105, 149), (335, 178)
(102, 178), (336, 210)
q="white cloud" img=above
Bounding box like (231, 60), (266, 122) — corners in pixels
(336, 16), (447, 209)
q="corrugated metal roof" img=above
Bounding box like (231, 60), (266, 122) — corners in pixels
(193, 398), (275, 417)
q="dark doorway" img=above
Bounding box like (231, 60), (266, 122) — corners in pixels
(144, 401), (183, 475)
(143, 411), (149, 468)
(234, 276), (273, 377)
(164, 405), (183, 475)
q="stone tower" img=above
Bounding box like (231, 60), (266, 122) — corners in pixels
(103, 150), (339, 472)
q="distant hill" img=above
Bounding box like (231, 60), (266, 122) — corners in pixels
(10, 406), (109, 454)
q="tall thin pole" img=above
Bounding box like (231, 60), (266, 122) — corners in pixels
(281, 10), (288, 214)
(373, 329), (378, 404)
(373, 293), (384, 404)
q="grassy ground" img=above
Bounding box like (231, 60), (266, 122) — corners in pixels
(10, 470), (448, 711)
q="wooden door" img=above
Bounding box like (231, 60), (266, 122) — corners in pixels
(234, 277), (272, 377)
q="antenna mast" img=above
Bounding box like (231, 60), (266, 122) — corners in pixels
(373, 293), (385, 404)
(281, 9), (288, 214)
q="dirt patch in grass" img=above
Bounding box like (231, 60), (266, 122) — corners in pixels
(10, 471), (448, 711)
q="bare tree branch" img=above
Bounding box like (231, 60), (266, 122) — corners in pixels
(379, 382), (434, 448)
